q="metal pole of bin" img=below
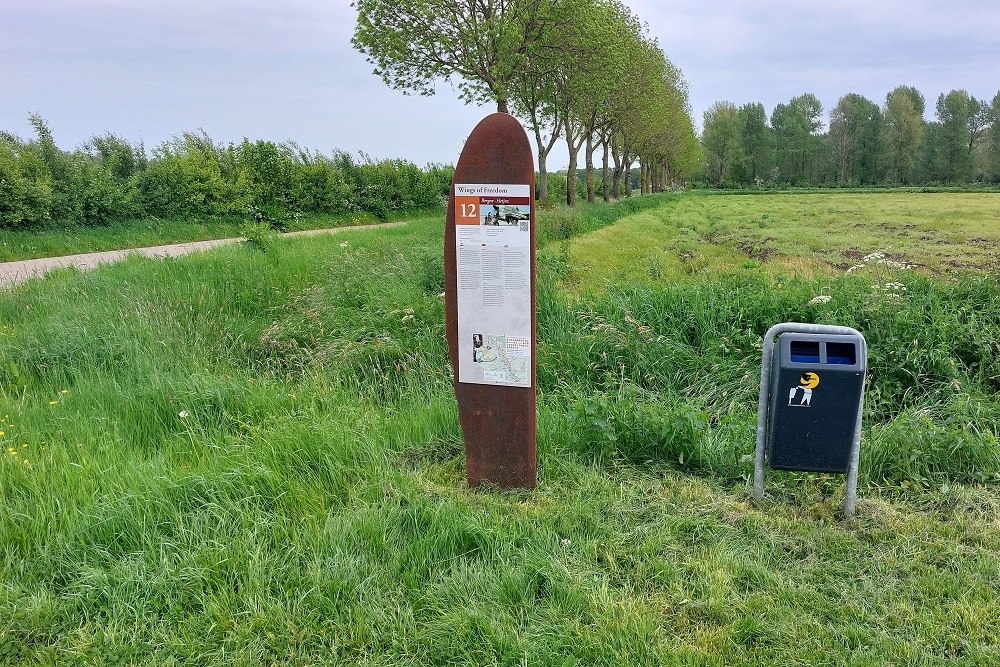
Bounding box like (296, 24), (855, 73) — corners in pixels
(754, 322), (867, 519)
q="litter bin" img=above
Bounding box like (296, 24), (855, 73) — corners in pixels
(754, 323), (868, 518)
(765, 332), (866, 473)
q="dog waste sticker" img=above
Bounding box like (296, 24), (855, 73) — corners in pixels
(788, 372), (820, 407)
(454, 183), (532, 387)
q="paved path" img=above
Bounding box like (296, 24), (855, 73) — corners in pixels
(0, 222), (405, 287)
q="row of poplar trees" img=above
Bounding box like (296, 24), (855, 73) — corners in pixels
(701, 87), (1000, 187)
(352, 0), (699, 205)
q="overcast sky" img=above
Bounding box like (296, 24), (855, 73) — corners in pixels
(2, 0), (997, 168)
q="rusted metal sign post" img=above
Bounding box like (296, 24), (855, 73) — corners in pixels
(445, 113), (537, 489)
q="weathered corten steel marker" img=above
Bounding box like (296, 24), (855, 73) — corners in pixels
(445, 113), (537, 489)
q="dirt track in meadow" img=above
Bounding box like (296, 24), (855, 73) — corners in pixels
(0, 222), (405, 288)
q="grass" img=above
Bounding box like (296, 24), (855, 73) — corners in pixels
(0, 209), (425, 262)
(2, 194), (1000, 664)
(560, 191), (1000, 290)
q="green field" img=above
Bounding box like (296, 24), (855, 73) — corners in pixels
(2, 192), (999, 664)
(563, 191), (1000, 289)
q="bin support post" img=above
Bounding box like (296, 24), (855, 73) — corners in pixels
(754, 324), (783, 501)
(755, 323), (867, 519)
(843, 395), (864, 519)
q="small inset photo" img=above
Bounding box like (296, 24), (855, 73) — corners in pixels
(472, 333), (483, 362)
(481, 204), (530, 227)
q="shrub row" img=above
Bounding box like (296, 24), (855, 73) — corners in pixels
(0, 116), (454, 229)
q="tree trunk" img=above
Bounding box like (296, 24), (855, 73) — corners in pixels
(601, 140), (610, 202)
(528, 108), (562, 208)
(611, 136), (622, 200)
(537, 150), (549, 206)
(564, 117), (579, 207)
(566, 151), (578, 206)
(497, 98), (509, 114)
(585, 133), (596, 204)
(640, 158), (648, 194)
(533, 122), (549, 206)
(624, 159), (632, 197)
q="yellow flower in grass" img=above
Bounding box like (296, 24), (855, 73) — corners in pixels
(49, 400), (58, 406)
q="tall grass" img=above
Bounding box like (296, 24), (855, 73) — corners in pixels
(2, 200), (999, 664)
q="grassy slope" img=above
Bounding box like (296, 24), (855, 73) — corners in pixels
(1, 197), (999, 664)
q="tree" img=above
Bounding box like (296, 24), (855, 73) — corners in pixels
(574, 0), (645, 204)
(985, 91), (1000, 183)
(557, 0), (644, 206)
(772, 94), (823, 184)
(351, 0), (561, 113)
(509, 0), (588, 205)
(829, 93), (882, 185)
(511, 51), (565, 205)
(930, 90), (981, 182)
(881, 86), (925, 184)
(701, 102), (742, 185)
(735, 103), (772, 184)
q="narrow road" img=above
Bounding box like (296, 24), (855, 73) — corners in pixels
(0, 222), (405, 287)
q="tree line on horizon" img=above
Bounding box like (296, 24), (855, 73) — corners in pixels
(351, 0), (700, 205)
(700, 87), (1000, 187)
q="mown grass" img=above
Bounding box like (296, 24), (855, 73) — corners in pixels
(561, 191), (1000, 289)
(2, 195), (999, 664)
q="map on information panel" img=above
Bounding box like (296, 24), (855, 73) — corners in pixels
(454, 183), (532, 387)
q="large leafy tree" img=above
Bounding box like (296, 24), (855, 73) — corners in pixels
(735, 103), (772, 184)
(508, 0), (587, 205)
(619, 43), (696, 194)
(351, 0), (561, 113)
(556, 0), (644, 205)
(881, 86), (925, 184)
(986, 91), (1000, 183)
(701, 102), (742, 185)
(609, 41), (692, 197)
(352, 0), (695, 201)
(930, 90), (982, 182)
(578, 1), (649, 203)
(772, 94), (824, 184)
(829, 93), (882, 185)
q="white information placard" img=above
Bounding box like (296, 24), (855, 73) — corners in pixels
(454, 183), (532, 387)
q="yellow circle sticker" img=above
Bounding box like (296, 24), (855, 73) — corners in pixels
(799, 372), (820, 389)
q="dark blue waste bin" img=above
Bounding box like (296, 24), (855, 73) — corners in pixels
(765, 332), (866, 473)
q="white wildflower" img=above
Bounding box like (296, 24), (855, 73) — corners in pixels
(340, 241), (349, 248)
(808, 295), (832, 305)
(178, 410), (189, 418)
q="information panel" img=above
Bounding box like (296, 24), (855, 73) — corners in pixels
(444, 111), (536, 489)
(454, 183), (533, 387)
